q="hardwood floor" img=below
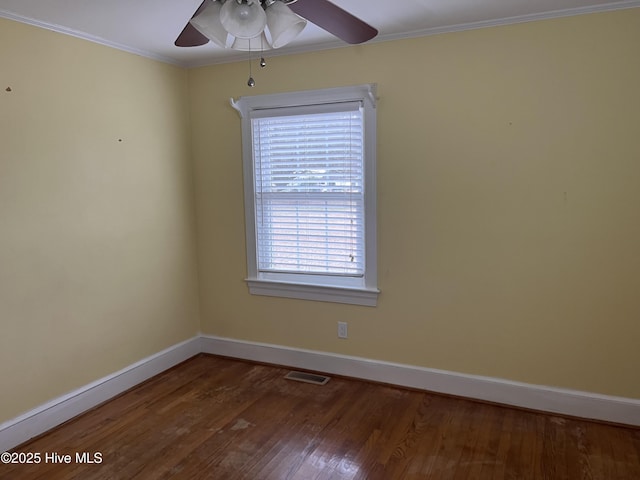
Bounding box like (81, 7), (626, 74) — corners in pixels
(2, 354), (639, 479)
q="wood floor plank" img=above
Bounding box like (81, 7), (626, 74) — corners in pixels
(2, 354), (639, 480)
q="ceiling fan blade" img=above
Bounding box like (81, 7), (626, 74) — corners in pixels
(175, 23), (209, 47)
(289, 0), (378, 45)
(175, 1), (209, 47)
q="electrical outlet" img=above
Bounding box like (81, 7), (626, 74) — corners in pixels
(338, 321), (348, 339)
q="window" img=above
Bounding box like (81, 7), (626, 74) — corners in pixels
(232, 84), (379, 306)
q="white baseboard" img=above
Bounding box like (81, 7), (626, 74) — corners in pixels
(0, 336), (201, 452)
(200, 335), (640, 427)
(2, 334), (638, 453)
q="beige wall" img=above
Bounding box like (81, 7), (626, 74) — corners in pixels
(1, 8), (639, 427)
(0, 19), (200, 422)
(191, 10), (640, 399)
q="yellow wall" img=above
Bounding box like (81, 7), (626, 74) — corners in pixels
(1, 8), (639, 427)
(190, 10), (640, 399)
(0, 19), (200, 421)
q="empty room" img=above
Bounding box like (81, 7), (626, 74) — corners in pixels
(1, 0), (639, 478)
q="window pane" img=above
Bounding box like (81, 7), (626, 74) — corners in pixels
(253, 109), (364, 276)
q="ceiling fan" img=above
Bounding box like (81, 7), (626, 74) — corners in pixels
(175, 0), (378, 50)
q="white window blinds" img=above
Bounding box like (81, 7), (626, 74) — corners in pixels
(251, 102), (365, 277)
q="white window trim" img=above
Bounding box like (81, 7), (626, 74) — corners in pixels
(231, 84), (379, 307)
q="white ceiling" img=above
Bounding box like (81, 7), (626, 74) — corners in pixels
(1, 0), (638, 67)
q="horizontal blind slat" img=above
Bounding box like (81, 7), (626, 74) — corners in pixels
(253, 108), (365, 276)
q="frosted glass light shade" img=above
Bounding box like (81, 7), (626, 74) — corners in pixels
(265, 0), (307, 48)
(231, 32), (271, 51)
(190, 0), (228, 48)
(220, 0), (267, 39)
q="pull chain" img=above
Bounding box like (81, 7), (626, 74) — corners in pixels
(247, 38), (255, 87)
(260, 35), (266, 68)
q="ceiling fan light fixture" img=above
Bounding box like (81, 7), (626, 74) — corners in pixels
(220, 0), (267, 39)
(231, 32), (271, 51)
(265, 0), (307, 49)
(189, 0), (228, 48)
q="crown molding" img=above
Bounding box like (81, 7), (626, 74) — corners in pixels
(188, 1), (640, 67)
(2, 1), (640, 68)
(372, 0), (640, 45)
(0, 9), (187, 67)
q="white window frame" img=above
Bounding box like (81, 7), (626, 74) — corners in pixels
(231, 84), (379, 306)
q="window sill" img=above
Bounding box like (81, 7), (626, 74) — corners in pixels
(245, 279), (380, 307)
